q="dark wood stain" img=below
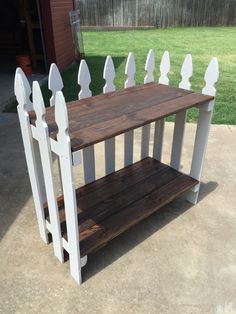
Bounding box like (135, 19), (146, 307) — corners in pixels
(44, 158), (198, 257)
(30, 83), (213, 152)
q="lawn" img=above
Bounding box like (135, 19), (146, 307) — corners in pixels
(9, 27), (236, 124)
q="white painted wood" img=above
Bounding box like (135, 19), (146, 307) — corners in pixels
(153, 119), (165, 160)
(55, 91), (82, 284)
(48, 63), (64, 107)
(78, 59), (92, 99)
(159, 51), (170, 85)
(32, 81), (64, 262)
(124, 52), (136, 166)
(103, 56), (116, 175)
(15, 72), (48, 244)
(170, 54), (193, 170)
(72, 150), (82, 166)
(141, 50), (155, 159)
(103, 56), (115, 93)
(187, 57), (219, 204)
(141, 124), (151, 159)
(144, 49), (155, 84)
(15, 68), (33, 112)
(48, 63), (64, 194)
(78, 60), (95, 183)
(202, 57), (219, 97)
(153, 51), (170, 161)
(125, 52), (136, 88)
(82, 146), (96, 184)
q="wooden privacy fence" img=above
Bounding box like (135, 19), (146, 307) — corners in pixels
(15, 50), (219, 284)
(76, 0), (236, 28)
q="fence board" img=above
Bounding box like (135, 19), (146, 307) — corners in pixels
(76, 0), (236, 27)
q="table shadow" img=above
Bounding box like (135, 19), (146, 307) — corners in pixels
(82, 180), (218, 282)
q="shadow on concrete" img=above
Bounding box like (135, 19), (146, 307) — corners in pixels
(82, 180), (218, 282)
(0, 113), (32, 240)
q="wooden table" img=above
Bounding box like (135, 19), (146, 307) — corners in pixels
(30, 82), (213, 257)
(16, 52), (218, 285)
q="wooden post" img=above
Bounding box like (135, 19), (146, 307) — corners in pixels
(15, 69), (48, 244)
(55, 91), (83, 284)
(153, 51), (170, 161)
(78, 60), (96, 184)
(141, 49), (155, 159)
(32, 82), (64, 262)
(187, 58), (219, 204)
(103, 56), (116, 175)
(170, 54), (192, 170)
(124, 52), (136, 166)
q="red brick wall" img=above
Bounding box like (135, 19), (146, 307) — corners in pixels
(41, 0), (76, 70)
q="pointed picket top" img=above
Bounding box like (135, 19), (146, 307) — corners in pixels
(159, 51), (170, 85)
(202, 57), (219, 97)
(103, 56), (116, 93)
(48, 63), (64, 106)
(54, 91), (69, 141)
(125, 52), (136, 88)
(78, 60), (92, 100)
(14, 68), (32, 111)
(179, 54), (193, 90)
(32, 81), (46, 126)
(144, 49), (155, 84)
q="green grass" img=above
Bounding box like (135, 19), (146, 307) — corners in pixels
(7, 27), (236, 124)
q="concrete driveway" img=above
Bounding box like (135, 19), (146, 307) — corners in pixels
(0, 113), (236, 314)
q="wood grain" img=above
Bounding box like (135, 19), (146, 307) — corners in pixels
(30, 83), (213, 152)
(44, 157), (198, 257)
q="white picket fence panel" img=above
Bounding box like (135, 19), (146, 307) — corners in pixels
(124, 52), (136, 166)
(187, 57), (219, 204)
(170, 54), (193, 170)
(14, 70), (47, 244)
(153, 51), (170, 161)
(141, 49), (155, 159)
(15, 49), (219, 285)
(78, 60), (96, 184)
(103, 56), (116, 175)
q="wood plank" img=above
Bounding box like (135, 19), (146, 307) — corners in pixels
(29, 83), (213, 152)
(44, 158), (198, 257)
(44, 157), (167, 221)
(79, 173), (197, 256)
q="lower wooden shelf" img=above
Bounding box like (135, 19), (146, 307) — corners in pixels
(44, 157), (198, 257)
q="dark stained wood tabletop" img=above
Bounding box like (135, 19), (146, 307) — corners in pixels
(29, 82), (213, 152)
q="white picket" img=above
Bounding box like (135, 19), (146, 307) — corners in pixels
(187, 57), (219, 204)
(54, 91), (83, 285)
(144, 49), (155, 84)
(48, 63), (64, 107)
(48, 63), (64, 191)
(202, 57), (219, 96)
(15, 68), (33, 112)
(15, 71), (48, 244)
(78, 60), (92, 99)
(32, 81), (63, 262)
(159, 51), (170, 85)
(124, 52), (136, 166)
(103, 56), (116, 175)
(170, 54), (193, 170)
(78, 60), (95, 184)
(103, 56), (116, 93)
(141, 49), (155, 159)
(153, 51), (170, 161)
(125, 52), (136, 88)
